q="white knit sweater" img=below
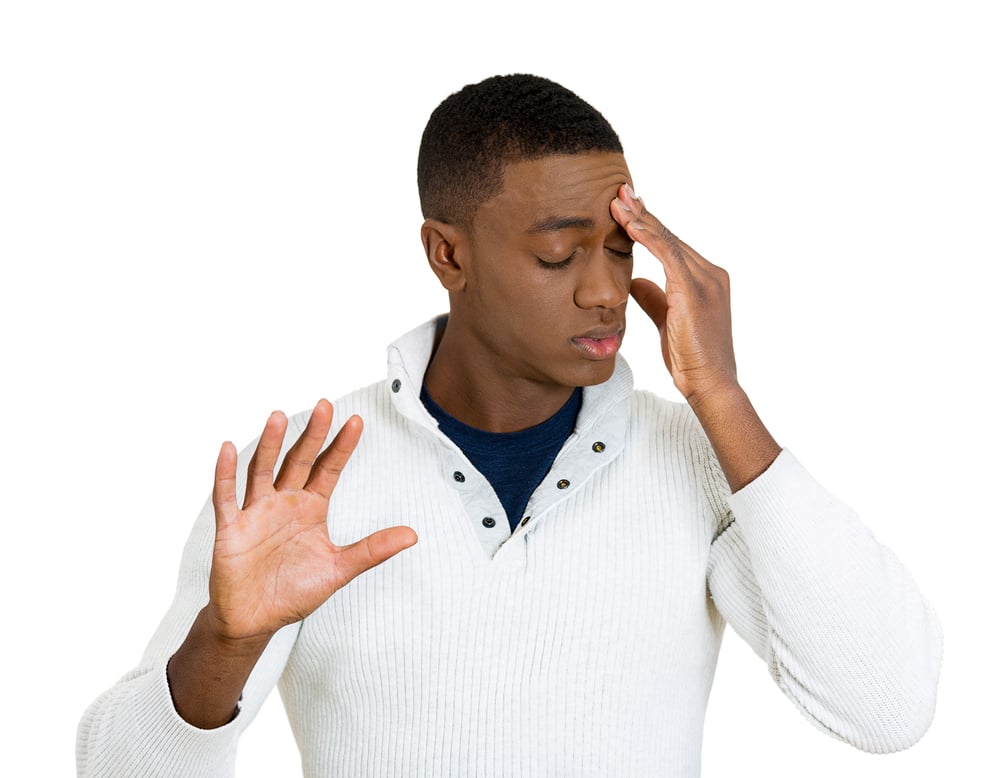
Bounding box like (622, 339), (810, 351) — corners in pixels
(77, 318), (942, 777)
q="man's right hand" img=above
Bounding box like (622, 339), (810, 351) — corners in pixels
(167, 401), (417, 728)
(207, 400), (417, 646)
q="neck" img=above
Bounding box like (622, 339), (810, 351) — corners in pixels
(423, 324), (577, 433)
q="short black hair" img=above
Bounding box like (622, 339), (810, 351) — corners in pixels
(417, 74), (623, 227)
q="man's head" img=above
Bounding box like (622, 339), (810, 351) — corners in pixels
(419, 75), (636, 403)
(417, 74), (623, 228)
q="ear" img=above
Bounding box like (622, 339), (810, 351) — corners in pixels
(421, 219), (468, 292)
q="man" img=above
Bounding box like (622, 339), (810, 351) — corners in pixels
(78, 74), (942, 777)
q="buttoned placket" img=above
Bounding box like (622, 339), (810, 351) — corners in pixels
(495, 427), (623, 557)
(385, 316), (632, 564)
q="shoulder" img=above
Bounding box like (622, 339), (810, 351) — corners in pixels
(627, 389), (705, 444)
(285, 379), (392, 436)
(627, 389), (733, 533)
(622, 389), (713, 481)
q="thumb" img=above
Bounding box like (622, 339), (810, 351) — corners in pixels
(630, 278), (668, 327)
(333, 526), (418, 583)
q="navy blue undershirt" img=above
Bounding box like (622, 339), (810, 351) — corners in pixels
(420, 385), (583, 532)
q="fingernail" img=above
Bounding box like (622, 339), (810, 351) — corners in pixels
(615, 197), (633, 214)
(625, 183), (639, 201)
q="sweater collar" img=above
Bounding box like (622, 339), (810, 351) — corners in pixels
(385, 315), (633, 436)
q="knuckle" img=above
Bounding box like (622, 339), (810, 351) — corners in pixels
(319, 459), (346, 478)
(660, 227), (681, 251)
(214, 490), (238, 506)
(285, 454), (314, 470)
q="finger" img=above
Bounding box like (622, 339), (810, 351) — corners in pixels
(618, 187), (718, 276)
(630, 278), (668, 327)
(212, 441), (240, 527)
(244, 411), (288, 505)
(659, 229), (718, 275)
(610, 183), (661, 232)
(615, 196), (725, 295)
(305, 414), (364, 499)
(611, 186), (694, 284)
(333, 526), (418, 584)
(274, 399), (334, 491)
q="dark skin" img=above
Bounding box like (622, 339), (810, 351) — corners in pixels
(168, 410), (418, 728)
(167, 151), (779, 728)
(422, 154), (634, 431)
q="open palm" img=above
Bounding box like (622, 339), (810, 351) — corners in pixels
(207, 400), (417, 644)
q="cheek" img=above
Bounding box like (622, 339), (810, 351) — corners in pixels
(523, 274), (577, 320)
(467, 253), (580, 332)
(486, 266), (571, 314)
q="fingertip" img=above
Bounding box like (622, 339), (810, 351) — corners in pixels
(308, 399), (334, 426)
(611, 195), (632, 214)
(383, 525), (418, 549)
(326, 413), (364, 451)
(214, 440), (238, 483)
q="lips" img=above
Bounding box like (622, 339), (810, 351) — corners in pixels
(571, 327), (623, 360)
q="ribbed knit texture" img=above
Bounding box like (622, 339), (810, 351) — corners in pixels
(420, 383), (582, 531)
(77, 318), (942, 777)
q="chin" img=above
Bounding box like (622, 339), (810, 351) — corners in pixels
(572, 358), (618, 387)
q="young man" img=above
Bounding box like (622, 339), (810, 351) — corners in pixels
(78, 75), (942, 777)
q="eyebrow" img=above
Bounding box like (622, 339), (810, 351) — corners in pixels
(525, 216), (595, 234)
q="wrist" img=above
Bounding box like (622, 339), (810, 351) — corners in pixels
(685, 382), (781, 492)
(199, 605), (275, 658)
(167, 607), (273, 729)
(685, 380), (748, 422)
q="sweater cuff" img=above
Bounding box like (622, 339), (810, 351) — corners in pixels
(91, 662), (241, 776)
(146, 660), (240, 756)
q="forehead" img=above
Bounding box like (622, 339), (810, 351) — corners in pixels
(474, 152), (632, 232)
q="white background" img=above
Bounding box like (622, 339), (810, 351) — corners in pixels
(2, 1), (997, 775)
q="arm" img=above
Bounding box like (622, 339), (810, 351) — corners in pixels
(77, 402), (417, 776)
(612, 184), (779, 493)
(612, 185), (942, 750)
(704, 447), (942, 752)
(169, 405), (416, 729)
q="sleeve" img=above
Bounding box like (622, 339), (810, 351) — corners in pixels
(76, 436), (302, 778)
(704, 447), (943, 754)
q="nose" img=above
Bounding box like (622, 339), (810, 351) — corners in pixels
(573, 252), (630, 310)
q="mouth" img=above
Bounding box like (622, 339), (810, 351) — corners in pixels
(571, 327), (624, 360)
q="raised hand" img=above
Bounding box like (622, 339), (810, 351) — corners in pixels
(168, 401), (416, 728)
(611, 184), (738, 410)
(207, 400), (418, 645)
(611, 184), (780, 491)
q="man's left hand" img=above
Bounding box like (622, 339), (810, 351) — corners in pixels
(611, 184), (739, 411)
